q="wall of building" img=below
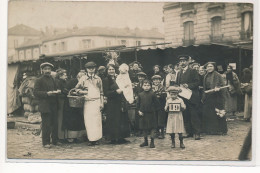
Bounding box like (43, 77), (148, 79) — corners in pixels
(8, 35), (39, 57)
(164, 2), (253, 47)
(41, 35), (164, 54)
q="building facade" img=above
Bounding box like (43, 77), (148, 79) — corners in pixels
(8, 24), (42, 59)
(13, 27), (164, 62)
(163, 2), (253, 47)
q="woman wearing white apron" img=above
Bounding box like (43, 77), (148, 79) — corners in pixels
(75, 62), (104, 146)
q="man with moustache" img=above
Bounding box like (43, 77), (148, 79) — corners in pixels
(34, 62), (60, 148)
(176, 55), (201, 140)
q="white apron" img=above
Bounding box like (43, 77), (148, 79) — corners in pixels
(83, 82), (102, 141)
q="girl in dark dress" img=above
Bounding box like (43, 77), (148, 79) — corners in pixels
(62, 72), (86, 143)
(137, 79), (160, 148)
(103, 64), (130, 144)
(202, 62), (227, 135)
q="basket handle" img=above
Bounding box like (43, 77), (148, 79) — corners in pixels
(68, 88), (76, 96)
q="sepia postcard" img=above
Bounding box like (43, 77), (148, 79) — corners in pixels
(3, 0), (257, 167)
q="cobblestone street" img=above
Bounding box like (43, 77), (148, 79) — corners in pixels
(7, 118), (251, 161)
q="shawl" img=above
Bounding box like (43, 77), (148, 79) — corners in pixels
(116, 73), (134, 104)
(203, 71), (225, 90)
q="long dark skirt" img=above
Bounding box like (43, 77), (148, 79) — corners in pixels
(202, 92), (227, 134)
(139, 111), (157, 130)
(106, 105), (130, 140)
(62, 99), (85, 131)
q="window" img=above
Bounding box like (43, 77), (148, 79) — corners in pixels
(121, 40), (127, 46)
(183, 21), (194, 46)
(33, 49), (39, 59)
(241, 12), (253, 40)
(52, 43), (57, 52)
(26, 49), (32, 59)
(105, 40), (112, 46)
(211, 16), (222, 41)
(19, 50), (24, 59)
(43, 44), (49, 53)
(59, 42), (67, 51)
(136, 41), (141, 46)
(82, 39), (92, 48)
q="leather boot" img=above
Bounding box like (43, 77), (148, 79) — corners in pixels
(179, 134), (185, 149)
(150, 138), (155, 148)
(171, 134), (175, 148)
(140, 137), (148, 147)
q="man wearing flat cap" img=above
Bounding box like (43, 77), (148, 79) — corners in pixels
(75, 61), (104, 146)
(176, 55), (201, 140)
(34, 62), (59, 148)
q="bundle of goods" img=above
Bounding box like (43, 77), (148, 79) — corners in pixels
(19, 77), (41, 124)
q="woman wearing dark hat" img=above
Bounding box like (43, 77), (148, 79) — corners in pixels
(75, 61), (104, 146)
(224, 65), (242, 117)
(102, 64), (130, 144)
(55, 68), (68, 142)
(62, 71), (86, 143)
(202, 62), (227, 135)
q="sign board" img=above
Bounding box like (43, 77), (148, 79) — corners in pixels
(169, 103), (181, 112)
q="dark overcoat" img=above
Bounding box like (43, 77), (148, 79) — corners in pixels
(33, 75), (58, 113)
(176, 68), (200, 105)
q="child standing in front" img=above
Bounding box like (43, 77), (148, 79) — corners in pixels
(151, 75), (167, 139)
(137, 79), (159, 148)
(164, 86), (186, 149)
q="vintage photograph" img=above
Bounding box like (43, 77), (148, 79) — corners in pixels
(6, 0), (253, 161)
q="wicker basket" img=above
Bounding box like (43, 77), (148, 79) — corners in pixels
(67, 89), (85, 108)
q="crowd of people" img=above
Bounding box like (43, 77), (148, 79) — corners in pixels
(33, 55), (253, 149)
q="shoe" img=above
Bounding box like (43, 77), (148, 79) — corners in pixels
(158, 134), (163, 139)
(43, 144), (51, 149)
(140, 137), (148, 147)
(180, 142), (185, 149)
(53, 142), (63, 145)
(194, 134), (201, 140)
(117, 138), (130, 144)
(88, 141), (97, 146)
(140, 141), (148, 147)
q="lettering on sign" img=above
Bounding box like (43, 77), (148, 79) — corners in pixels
(169, 103), (181, 112)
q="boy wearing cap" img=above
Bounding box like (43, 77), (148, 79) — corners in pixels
(176, 55), (201, 140)
(151, 75), (167, 139)
(34, 62), (60, 148)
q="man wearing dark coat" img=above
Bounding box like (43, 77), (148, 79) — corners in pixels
(176, 55), (201, 140)
(34, 62), (59, 148)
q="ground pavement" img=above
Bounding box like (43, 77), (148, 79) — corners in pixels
(6, 117), (251, 161)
